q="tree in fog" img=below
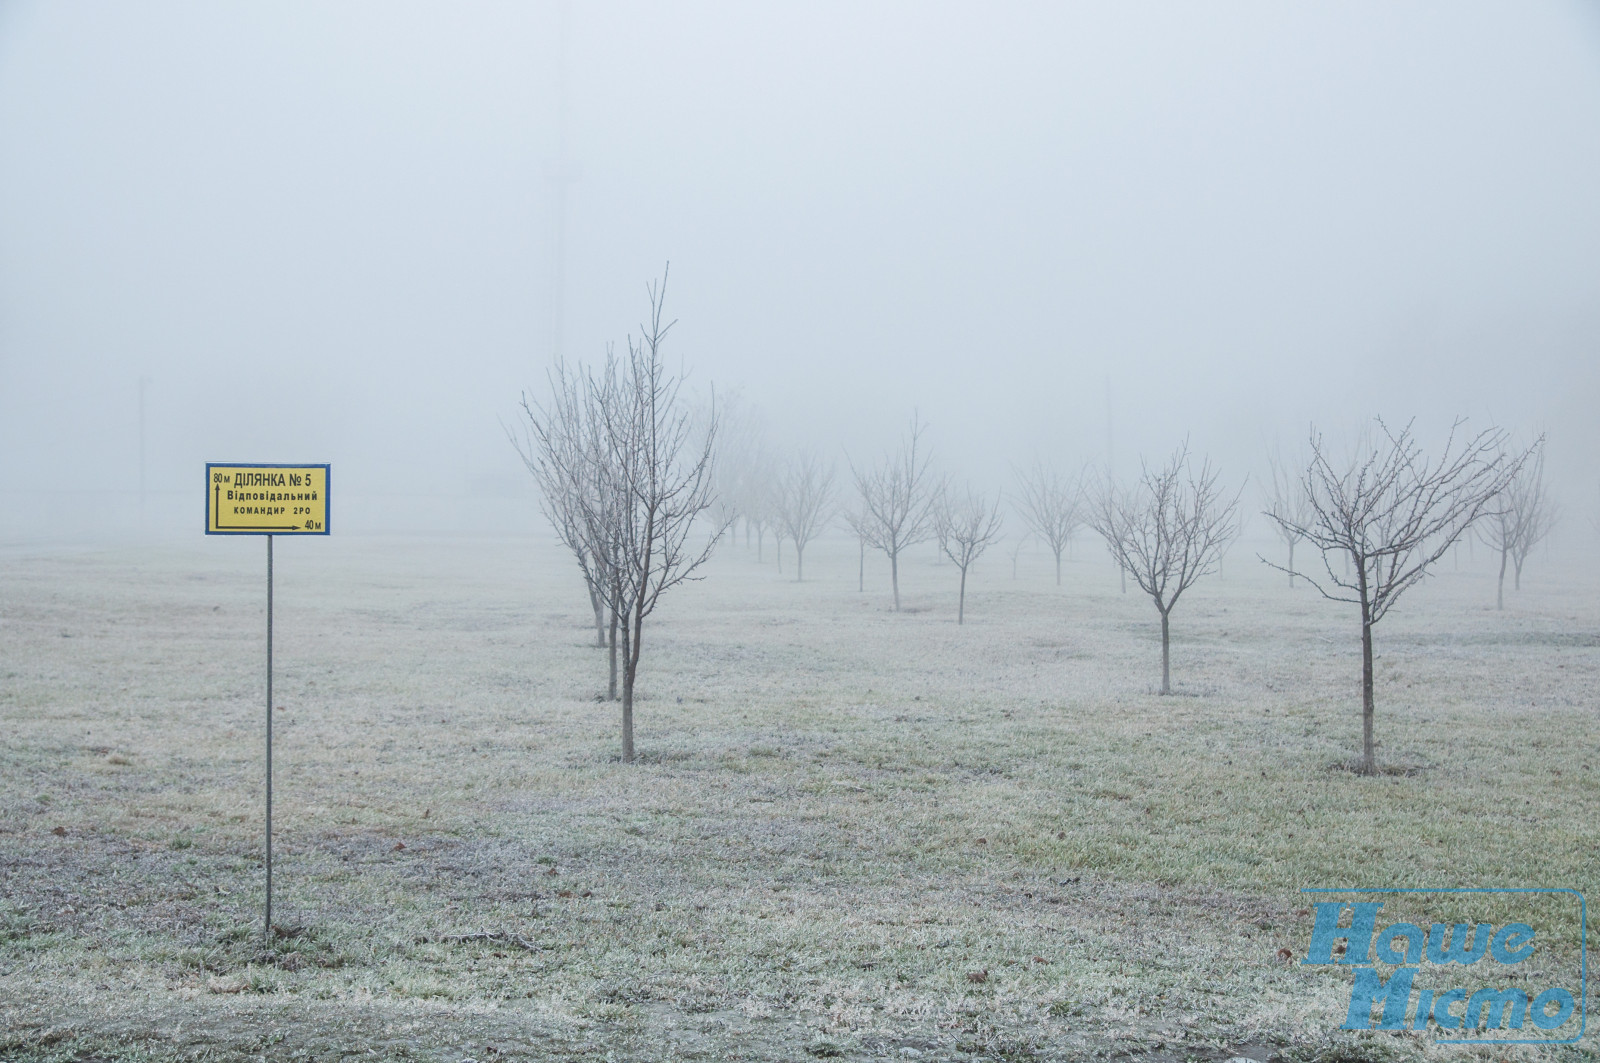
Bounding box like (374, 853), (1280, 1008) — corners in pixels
(848, 414), (940, 611)
(1089, 444), (1239, 695)
(1263, 448), (1312, 588)
(774, 451), (836, 581)
(1007, 533), (1029, 580)
(519, 270), (726, 762)
(840, 505), (869, 592)
(1476, 442), (1555, 609)
(933, 484), (1003, 624)
(1012, 459), (1083, 586)
(511, 360), (613, 657)
(741, 455), (776, 561)
(710, 396), (771, 558)
(1262, 419), (1528, 775)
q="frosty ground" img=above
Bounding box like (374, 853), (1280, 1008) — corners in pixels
(1, 532), (1594, 1062)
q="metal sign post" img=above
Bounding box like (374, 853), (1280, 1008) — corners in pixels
(265, 532), (274, 938)
(206, 462), (330, 943)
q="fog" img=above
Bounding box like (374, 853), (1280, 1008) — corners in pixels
(3, 2), (1598, 542)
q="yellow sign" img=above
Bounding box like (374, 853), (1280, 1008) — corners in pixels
(206, 463), (330, 535)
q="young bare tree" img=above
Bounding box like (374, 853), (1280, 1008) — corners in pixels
(1008, 532), (1029, 580)
(840, 506), (869, 592)
(933, 484), (1003, 624)
(594, 273), (730, 761)
(511, 361), (609, 649)
(1089, 443), (1239, 695)
(512, 348), (630, 700)
(741, 450), (776, 562)
(1476, 442), (1556, 608)
(774, 451), (836, 581)
(1264, 448), (1313, 588)
(522, 270), (727, 762)
(1012, 458), (1083, 586)
(848, 413), (940, 611)
(709, 393), (768, 554)
(1261, 419), (1529, 774)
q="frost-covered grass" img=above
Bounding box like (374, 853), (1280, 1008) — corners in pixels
(1, 534), (1595, 1061)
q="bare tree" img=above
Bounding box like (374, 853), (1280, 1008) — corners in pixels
(933, 484), (1003, 624)
(774, 451), (836, 581)
(1089, 443), (1239, 695)
(521, 270), (727, 762)
(708, 393), (770, 557)
(1261, 419), (1529, 774)
(741, 449), (776, 562)
(840, 506), (868, 592)
(1012, 458), (1083, 586)
(848, 413), (940, 611)
(708, 397), (753, 544)
(1264, 447), (1312, 588)
(1476, 442), (1556, 608)
(596, 273), (731, 761)
(510, 361), (612, 651)
(1008, 532), (1029, 580)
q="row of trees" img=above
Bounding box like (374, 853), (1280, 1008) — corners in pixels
(516, 276), (1553, 778)
(749, 418), (1546, 776)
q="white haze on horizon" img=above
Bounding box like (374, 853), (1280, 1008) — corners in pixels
(1, 2), (1597, 543)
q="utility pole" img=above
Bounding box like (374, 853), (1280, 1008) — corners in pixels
(139, 376), (150, 526)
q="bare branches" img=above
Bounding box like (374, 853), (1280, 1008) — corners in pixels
(508, 357), (613, 650)
(848, 413), (940, 611)
(774, 451), (836, 582)
(1011, 458), (1083, 586)
(709, 394), (772, 558)
(1263, 446), (1312, 588)
(1477, 440), (1555, 606)
(1259, 417), (1531, 773)
(1088, 442), (1239, 694)
(1090, 443), (1238, 618)
(933, 484), (1003, 624)
(516, 267), (728, 762)
(1263, 419), (1526, 626)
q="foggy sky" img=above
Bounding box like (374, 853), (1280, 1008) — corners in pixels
(2, 2), (1598, 538)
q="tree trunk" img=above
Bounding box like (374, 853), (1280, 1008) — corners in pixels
(858, 538), (864, 592)
(776, 537), (783, 574)
(607, 602), (619, 700)
(1159, 608), (1171, 695)
(1359, 611), (1375, 775)
(890, 551), (901, 611)
(1054, 550), (1062, 587)
(1513, 552), (1523, 592)
(588, 580), (606, 647)
(1496, 546), (1508, 610)
(757, 527), (764, 562)
(619, 613), (635, 762)
(796, 544), (804, 582)
(1287, 540), (1296, 588)
(1120, 567), (1126, 594)
(958, 567), (967, 625)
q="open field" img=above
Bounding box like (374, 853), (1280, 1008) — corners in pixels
(1, 533), (1596, 1062)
